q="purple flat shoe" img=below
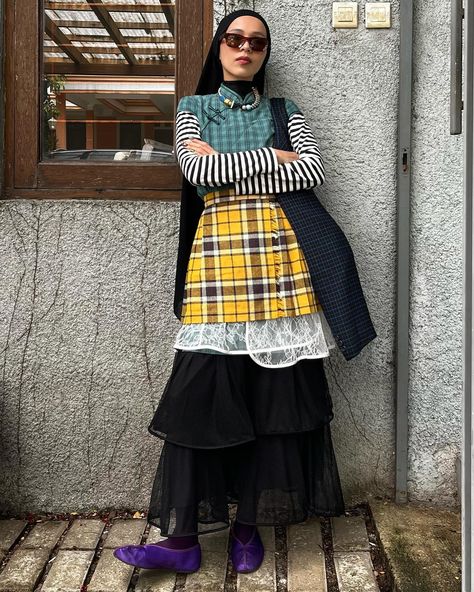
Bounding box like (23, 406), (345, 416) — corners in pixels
(113, 542), (201, 572)
(230, 525), (264, 573)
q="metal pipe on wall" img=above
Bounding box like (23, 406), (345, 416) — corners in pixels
(462, 0), (473, 587)
(450, 0), (470, 587)
(0, 0), (5, 195)
(451, 0), (464, 134)
(395, 0), (413, 505)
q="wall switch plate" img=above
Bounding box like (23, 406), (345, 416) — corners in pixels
(365, 2), (391, 28)
(332, 2), (358, 28)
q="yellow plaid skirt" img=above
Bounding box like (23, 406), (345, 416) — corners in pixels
(181, 190), (321, 324)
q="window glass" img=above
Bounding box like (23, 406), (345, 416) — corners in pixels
(41, 0), (175, 163)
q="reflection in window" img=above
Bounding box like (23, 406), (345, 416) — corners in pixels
(41, 0), (176, 163)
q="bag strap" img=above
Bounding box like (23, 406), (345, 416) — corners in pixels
(269, 97), (293, 151)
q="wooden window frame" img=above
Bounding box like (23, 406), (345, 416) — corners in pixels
(3, 0), (213, 201)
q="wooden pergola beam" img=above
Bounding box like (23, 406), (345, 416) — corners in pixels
(159, 0), (175, 36)
(60, 34), (174, 43)
(44, 15), (89, 63)
(44, 62), (175, 76)
(50, 20), (169, 30)
(47, 45), (175, 56)
(45, 2), (169, 13)
(85, 0), (137, 65)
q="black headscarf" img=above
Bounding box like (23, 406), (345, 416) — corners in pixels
(196, 9), (271, 95)
(173, 10), (271, 320)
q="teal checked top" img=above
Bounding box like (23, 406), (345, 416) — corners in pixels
(175, 83), (325, 198)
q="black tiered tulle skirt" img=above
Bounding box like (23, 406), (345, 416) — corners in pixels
(147, 350), (345, 537)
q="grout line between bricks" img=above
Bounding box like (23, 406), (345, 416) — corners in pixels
(320, 517), (339, 592)
(81, 510), (119, 591)
(0, 520), (32, 575)
(34, 519), (74, 592)
(33, 518), (75, 591)
(174, 571), (187, 592)
(274, 525), (288, 592)
(223, 519), (236, 592)
(363, 501), (396, 592)
(127, 520), (151, 592)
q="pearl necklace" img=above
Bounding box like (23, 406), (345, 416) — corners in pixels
(217, 86), (261, 111)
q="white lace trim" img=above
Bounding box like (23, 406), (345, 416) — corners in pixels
(173, 310), (336, 368)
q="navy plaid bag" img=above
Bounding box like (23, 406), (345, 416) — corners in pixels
(270, 98), (377, 360)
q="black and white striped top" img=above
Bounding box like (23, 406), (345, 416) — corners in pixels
(175, 109), (326, 195)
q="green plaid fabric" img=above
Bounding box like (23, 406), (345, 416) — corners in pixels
(177, 86), (300, 197)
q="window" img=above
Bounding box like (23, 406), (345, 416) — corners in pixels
(3, 0), (213, 200)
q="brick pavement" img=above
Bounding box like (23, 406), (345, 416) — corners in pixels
(0, 512), (381, 592)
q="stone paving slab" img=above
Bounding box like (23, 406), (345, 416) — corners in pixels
(21, 521), (68, 551)
(287, 551), (326, 592)
(287, 518), (323, 551)
(0, 513), (389, 592)
(257, 526), (275, 551)
(199, 529), (229, 552)
(135, 568), (176, 592)
(287, 519), (326, 592)
(40, 550), (94, 592)
(88, 548), (135, 592)
(61, 519), (104, 550)
(237, 546), (276, 592)
(333, 552), (379, 592)
(332, 516), (370, 552)
(184, 551), (227, 592)
(0, 548), (50, 592)
(0, 520), (28, 552)
(103, 519), (146, 549)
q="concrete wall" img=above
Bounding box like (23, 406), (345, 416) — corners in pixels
(0, 0), (5, 195)
(408, 0), (463, 505)
(0, 0), (462, 513)
(0, 201), (181, 512)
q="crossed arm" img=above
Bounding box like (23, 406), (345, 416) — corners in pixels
(175, 109), (325, 193)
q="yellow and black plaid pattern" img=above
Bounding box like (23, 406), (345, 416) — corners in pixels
(181, 190), (321, 324)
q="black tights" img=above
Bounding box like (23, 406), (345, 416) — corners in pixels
(152, 519), (255, 548)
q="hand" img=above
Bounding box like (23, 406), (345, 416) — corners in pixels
(273, 148), (300, 164)
(182, 139), (219, 156)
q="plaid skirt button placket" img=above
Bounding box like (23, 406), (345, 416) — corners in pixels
(269, 200), (285, 316)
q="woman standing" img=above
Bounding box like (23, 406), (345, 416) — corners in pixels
(114, 9), (376, 574)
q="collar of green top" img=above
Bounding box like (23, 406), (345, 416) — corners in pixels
(218, 82), (258, 108)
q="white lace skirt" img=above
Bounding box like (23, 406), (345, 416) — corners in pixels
(173, 310), (336, 369)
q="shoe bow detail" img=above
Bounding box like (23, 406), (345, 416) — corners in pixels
(230, 526), (265, 573)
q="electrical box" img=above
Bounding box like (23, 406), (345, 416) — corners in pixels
(332, 2), (358, 28)
(365, 2), (391, 28)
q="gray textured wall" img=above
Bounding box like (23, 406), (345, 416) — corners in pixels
(0, 0), (5, 195)
(0, 201), (181, 512)
(408, 0), (463, 505)
(0, 0), (462, 513)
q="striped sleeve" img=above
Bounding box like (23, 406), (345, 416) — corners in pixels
(235, 111), (326, 194)
(175, 110), (279, 187)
